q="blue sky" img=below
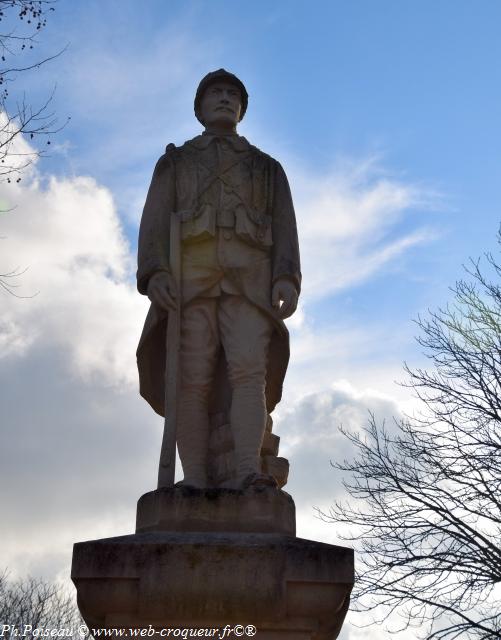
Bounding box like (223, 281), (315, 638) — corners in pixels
(1, 2), (501, 637)
(35, 0), (501, 318)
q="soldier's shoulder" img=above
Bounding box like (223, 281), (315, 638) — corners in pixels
(243, 140), (281, 166)
(244, 140), (279, 165)
(152, 142), (178, 172)
(179, 135), (206, 150)
(155, 142), (178, 158)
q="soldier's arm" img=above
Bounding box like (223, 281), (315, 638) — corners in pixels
(271, 161), (301, 318)
(137, 146), (177, 300)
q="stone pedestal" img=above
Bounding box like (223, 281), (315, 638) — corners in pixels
(136, 486), (295, 536)
(72, 489), (354, 639)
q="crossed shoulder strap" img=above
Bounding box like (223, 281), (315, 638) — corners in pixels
(195, 152), (253, 201)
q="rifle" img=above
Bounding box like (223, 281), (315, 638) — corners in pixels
(157, 211), (181, 488)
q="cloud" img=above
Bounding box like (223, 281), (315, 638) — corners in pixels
(0, 167), (145, 385)
(0, 148), (163, 581)
(0, 344), (157, 581)
(339, 621), (409, 640)
(276, 381), (414, 640)
(0, 8), (447, 635)
(277, 381), (404, 534)
(279, 308), (420, 415)
(42, 12), (225, 224)
(289, 154), (439, 301)
(0, 112), (41, 177)
(0, 128), (428, 590)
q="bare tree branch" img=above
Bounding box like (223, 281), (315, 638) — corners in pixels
(0, 571), (90, 639)
(0, 0), (68, 296)
(322, 231), (501, 639)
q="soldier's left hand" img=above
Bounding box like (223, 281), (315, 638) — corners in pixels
(272, 279), (298, 319)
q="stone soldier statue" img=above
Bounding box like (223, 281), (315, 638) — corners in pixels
(136, 69), (301, 490)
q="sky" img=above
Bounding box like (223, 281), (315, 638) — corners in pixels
(1, 1), (501, 638)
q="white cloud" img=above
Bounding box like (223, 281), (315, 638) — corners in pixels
(339, 621), (412, 640)
(0, 128), (429, 605)
(279, 380), (404, 515)
(0, 169), (146, 386)
(46, 14), (224, 221)
(289, 155), (439, 301)
(280, 381), (415, 640)
(0, 145), (161, 580)
(0, 7), (446, 636)
(0, 112), (40, 177)
(280, 314), (418, 412)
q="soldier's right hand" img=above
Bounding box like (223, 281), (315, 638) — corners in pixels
(147, 271), (177, 311)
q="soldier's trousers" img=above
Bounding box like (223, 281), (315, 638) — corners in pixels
(177, 293), (272, 487)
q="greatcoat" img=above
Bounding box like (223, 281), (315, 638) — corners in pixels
(136, 133), (301, 419)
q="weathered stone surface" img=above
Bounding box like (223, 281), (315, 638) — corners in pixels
(137, 69), (301, 490)
(207, 411), (287, 489)
(261, 431), (280, 457)
(262, 456), (289, 487)
(72, 532), (353, 639)
(136, 486), (295, 536)
(72, 70), (353, 640)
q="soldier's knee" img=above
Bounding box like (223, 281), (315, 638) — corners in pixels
(227, 363), (266, 389)
(179, 381), (212, 401)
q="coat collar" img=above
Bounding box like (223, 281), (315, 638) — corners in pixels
(186, 133), (250, 152)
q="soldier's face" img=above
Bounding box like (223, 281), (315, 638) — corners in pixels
(200, 81), (242, 130)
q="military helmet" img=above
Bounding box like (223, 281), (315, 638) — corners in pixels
(194, 69), (248, 125)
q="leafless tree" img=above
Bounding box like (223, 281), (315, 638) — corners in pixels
(0, 0), (67, 181)
(0, 571), (90, 639)
(323, 242), (501, 639)
(0, 1), (67, 295)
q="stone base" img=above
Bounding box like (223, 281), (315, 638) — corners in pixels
(136, 486), (295, 536)
(72, 532), (353, 639)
